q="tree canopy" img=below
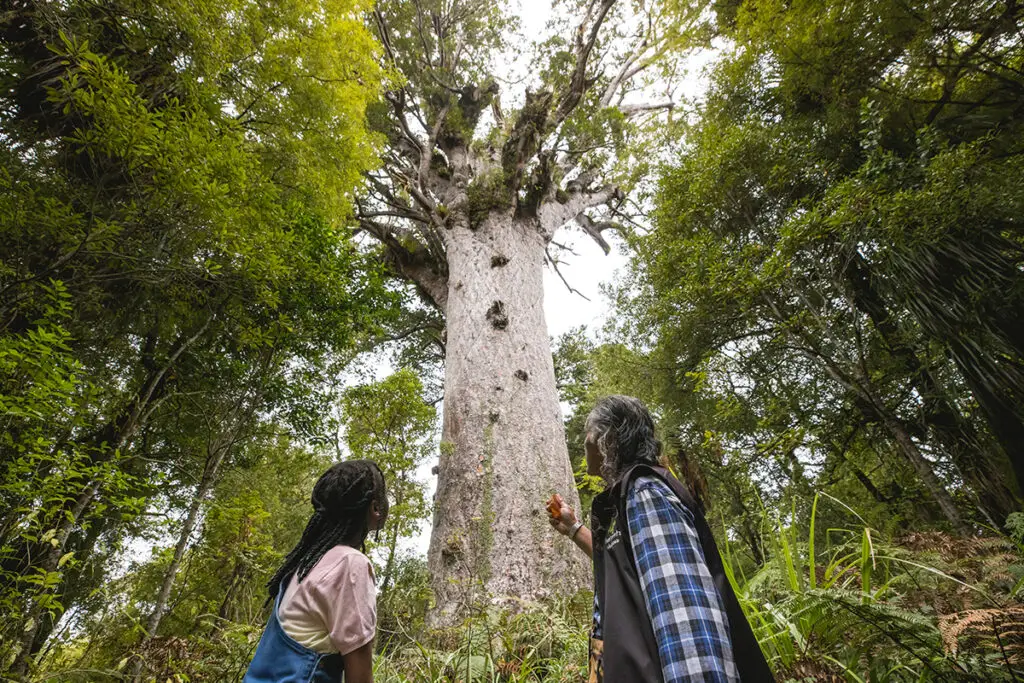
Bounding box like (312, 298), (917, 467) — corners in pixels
(0, 0), (393, 673)
(623, 0), (1024, 532)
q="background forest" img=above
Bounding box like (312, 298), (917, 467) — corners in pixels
(1, 0), (1023, 681)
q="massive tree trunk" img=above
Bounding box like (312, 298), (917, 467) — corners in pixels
(427, 214), (588, 624)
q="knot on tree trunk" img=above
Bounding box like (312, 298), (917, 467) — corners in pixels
(486, 301), (508, 330)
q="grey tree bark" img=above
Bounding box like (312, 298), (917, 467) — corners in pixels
(428, 214), (588, 622)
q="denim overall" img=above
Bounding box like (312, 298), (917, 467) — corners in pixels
(243, 581), (344, 683)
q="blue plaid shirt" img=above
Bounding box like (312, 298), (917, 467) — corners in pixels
(594, 476), (739, 682)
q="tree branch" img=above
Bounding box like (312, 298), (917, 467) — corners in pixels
(555, 0), (618, 126)
(537, 186), (620, 240)
(545, 246), (592, 301)
(574, 213), (617, 254)
(600, 26), (650, 108)
(357, 217), (449, 313)
(619, 101), (675, 116)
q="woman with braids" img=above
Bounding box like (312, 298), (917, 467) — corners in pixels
(244, 459), (388, 683)
(547, 396), (773, 683)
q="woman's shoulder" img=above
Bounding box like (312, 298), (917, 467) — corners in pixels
(627, 472), (693, 519)
(628, 472), (676, 498)
(310, 545), (375, 587)
(320, 544), (371, 564)
(323, 544), (373, 570)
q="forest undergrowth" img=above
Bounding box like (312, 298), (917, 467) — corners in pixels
(368, 508), (1024, 683)
(34, 500), (1024, 683)
(372, 508), (1024, 683)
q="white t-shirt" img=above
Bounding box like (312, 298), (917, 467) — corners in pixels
(277, 545), (377, 655)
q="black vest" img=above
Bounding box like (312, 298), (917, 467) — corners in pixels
(590, 464), (774, 682)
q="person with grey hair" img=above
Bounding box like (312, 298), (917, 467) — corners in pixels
(548, 395), (773, 683)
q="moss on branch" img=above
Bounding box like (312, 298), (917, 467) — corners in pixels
(464, 167), (513, 229)
(435, 81), (500, 150)
(501, 89), (553, 187)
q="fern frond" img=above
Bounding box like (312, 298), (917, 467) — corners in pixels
(939, 607), (1024, 665)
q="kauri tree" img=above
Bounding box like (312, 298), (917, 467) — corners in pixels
(360, 0), (701, 620)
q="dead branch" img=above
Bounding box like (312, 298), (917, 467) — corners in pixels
(574, 213), (616, 254)
(545, 245), (592, 301)
(619, 101), (675, 116)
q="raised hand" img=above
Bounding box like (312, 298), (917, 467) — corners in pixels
(546, 493), (577, 536)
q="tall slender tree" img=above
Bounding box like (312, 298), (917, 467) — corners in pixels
(341, 370), (435, 597)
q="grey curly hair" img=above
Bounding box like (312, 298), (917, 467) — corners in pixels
(585, 395), (662, 482)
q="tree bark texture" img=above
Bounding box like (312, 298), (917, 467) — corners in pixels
(427, 214), (589, 625)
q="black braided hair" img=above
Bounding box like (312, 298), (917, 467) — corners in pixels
(266, 459), (388, 601)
